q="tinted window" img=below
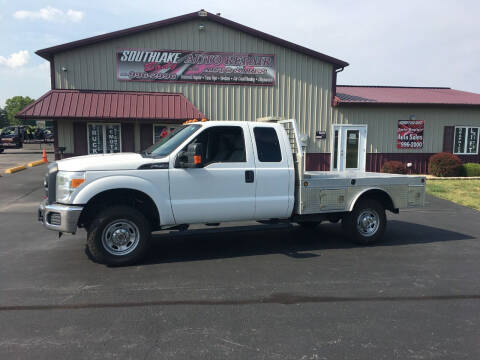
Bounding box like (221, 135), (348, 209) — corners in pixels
(254, 127), (282, 162)
(189, 126), (246, 164)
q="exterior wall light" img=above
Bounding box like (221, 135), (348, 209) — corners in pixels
(199, 24), (205, 31)
(198, 10), (207, 17)
(61, 66), (67, 72)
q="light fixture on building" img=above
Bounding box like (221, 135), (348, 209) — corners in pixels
(61, 66), (67, 72)
(199, 24), (205, 31)
(409, 114), (416, 120)
(198, 9), (207, 17)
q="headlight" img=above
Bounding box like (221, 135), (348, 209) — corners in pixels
(56, 171), (86, 203)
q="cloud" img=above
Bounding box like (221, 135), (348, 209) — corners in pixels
(0, 50), (30, 68)
(13, 6), (84, 22)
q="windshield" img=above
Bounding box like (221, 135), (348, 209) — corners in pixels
(143, 124), (202, 157)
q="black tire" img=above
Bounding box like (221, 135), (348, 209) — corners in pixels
(342, 199), (386, 245)
(297, 221), (321, 228)
(87, 205), (151, 266)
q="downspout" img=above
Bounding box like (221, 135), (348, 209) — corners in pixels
(331, 66), (344, 107)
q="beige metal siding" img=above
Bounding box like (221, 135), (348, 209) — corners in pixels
(333, 106), (480, 153)
(53, 18), (334, 153)
(57, 120), (74, 153)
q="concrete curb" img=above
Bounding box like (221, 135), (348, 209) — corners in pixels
(426, 176), (480, 180)
(28, 160), (46, 167)
(5, 165), (27, 174)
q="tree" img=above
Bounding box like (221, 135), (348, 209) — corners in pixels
(4, 96), (35, 126)
(0, 107), (8, 128)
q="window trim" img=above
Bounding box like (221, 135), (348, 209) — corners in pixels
(453, 126), (479, 155)
(87, 122), (122, 154)
(153, 123), (179, 144)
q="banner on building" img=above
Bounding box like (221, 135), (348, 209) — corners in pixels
(397, 120), (424, 149)
(117, 49), (275, 85)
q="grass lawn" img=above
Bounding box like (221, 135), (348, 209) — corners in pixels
(426, 180), (480, 211)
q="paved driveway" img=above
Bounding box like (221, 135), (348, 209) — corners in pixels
(0, 167), (479, 359)
(0, 144), (53, 173)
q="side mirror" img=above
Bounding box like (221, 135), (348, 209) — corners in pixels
(175, 143), (204, 168)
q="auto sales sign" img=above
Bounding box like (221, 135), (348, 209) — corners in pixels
(117, 49), (275, 86)
(397, 120), (424, 149)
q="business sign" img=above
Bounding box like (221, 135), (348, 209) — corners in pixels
(117, 49), (275, 85)
(397, 120), (424, 149)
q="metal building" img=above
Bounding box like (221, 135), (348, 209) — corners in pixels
(16, 10), (480, 173)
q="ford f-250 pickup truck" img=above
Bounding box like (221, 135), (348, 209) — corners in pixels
(39, 119), (425, 265)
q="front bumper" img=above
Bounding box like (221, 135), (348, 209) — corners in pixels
(38, 200), (83, 234)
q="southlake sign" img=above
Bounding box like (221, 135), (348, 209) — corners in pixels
(116, 49), (275, 85)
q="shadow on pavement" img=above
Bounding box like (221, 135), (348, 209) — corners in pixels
(138, 220), (474, 265)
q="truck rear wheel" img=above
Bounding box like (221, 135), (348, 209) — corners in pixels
(87, 205), (151, 266)
(342, 199), (386, 245)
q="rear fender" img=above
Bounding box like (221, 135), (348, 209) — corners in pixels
(348, 187), (396, 212)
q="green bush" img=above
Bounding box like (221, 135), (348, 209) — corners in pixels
(428, 152), (462, 177)
(382, 160), (408, 174)
(460, 163), (480, 177)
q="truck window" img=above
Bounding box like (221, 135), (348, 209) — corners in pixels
(253, 127), (282, 162)
(190, 126), (246, 164)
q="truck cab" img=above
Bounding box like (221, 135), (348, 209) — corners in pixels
(39, 119), (425, 265)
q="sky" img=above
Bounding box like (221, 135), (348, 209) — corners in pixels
(0, 0), (479, 107)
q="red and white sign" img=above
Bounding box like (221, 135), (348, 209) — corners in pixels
(397, 120), (424, 149)
(117, 49), (275, 86)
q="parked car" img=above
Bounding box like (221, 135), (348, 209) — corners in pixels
(1, 126), (24, 148)
(38, 119), (426, 265)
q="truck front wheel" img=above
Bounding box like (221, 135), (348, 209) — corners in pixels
(87, 206), (151, 266)
(342, 199), (386, 245)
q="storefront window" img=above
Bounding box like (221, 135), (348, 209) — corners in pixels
(153, 124), (178, 144)
(88, 123), (121, 154)
(454, 126), (479, 155)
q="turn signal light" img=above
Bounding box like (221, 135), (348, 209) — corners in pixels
(71, 178), (85, 188)
(194, 155), (202, 165)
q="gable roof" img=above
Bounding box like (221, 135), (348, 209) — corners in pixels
(16, 90), (205, 121)
(335, 85), (480, 106)
(36, 10), (348, 69)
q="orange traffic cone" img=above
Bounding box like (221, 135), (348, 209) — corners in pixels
(42, 149), (48, 163)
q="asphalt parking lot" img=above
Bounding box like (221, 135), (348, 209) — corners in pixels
(0, 144), (53, 173)
(0, 166), (479, 359)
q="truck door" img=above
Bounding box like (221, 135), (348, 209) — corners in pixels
(249, 124), (292, 219)
(169, 124), (256, 224)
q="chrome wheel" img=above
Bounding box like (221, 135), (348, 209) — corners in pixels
(356, 209), (380, 237)
(101, 219), (140, 256)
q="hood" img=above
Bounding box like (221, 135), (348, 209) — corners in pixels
(56, 153), (166, 171)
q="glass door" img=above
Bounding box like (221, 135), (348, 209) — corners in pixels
(331, 125), (367, 172)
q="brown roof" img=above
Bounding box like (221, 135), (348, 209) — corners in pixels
(16, 90), (205, 121)
(336, 85), (480, 106)
(36, 10), (348, 69)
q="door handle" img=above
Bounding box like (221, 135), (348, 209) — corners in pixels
(245, 170), (254, 183)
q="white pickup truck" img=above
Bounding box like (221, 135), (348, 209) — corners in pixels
(39, 119), (425, 265)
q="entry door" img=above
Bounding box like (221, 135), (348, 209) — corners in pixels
(331, 125), (367, 171)
(169, 124), (256, 224)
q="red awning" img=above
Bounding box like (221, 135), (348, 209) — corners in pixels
(16, 90), (205, 121)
